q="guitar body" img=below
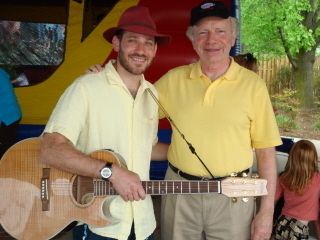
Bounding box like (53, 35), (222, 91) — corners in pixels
(0, 138), (268, 240)
(0, 138), (117, 240)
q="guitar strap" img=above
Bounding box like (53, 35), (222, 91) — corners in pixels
(146, 88), (215, 179)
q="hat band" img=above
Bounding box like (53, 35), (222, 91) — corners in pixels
(119, 22), (156, 31)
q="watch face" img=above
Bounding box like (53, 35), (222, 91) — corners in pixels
(101, 167), (112, 179)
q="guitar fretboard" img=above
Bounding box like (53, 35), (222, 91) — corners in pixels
(93, 180), (220, 196)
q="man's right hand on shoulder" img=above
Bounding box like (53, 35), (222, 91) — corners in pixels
(85, 64), (103, 74)
(109, 164), (146, 202)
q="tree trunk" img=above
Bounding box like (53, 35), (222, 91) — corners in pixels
(291, 51), (315, 109)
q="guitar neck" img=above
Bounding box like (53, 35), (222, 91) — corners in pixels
(75, 176), (267, 199)
(93, 180), (220, 196)
(142, 180), (220, 195)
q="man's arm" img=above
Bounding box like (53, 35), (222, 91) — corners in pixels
(40, 132), (146, 201)
(251, 147), (277, 240)
(151, 142), (169, 160)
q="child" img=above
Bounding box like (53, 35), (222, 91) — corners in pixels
(273, 140), (320, 240)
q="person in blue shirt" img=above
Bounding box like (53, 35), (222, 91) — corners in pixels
(0, 67), (22, 157)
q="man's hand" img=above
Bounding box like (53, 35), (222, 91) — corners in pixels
(109, 164), (146, 202)
(251, 208), (274, 240)
(86, 64), (103, 74)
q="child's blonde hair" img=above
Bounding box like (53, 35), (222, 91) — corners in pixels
(280, 140), (318, 195)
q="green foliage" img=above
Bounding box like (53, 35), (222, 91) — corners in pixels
(241, 0), (283, 57)
(240, 0), (317, 57)
(270, 66), (293, 93)
(313, 116), (320, 131)
(271, 89), (299, 130)
(272, 89), (299, 115)
(275, 114), (298, 130)
(278, 0), (314, 54)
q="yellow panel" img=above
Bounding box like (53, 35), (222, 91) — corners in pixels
(16, 0), (138, 124)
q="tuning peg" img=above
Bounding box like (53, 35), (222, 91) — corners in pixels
(251, 173), (259, 178)
(242, 197), (249, 203)
(241, 172), (248, 178)
(230, 172), (237, 177)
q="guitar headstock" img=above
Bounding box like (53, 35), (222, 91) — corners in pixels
(221, 177), (267, 197)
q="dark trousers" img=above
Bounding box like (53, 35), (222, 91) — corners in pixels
(0, 119), (20, 158)
(73, 223), (154, 240)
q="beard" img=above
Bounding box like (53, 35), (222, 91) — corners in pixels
(118, 48), (152, 75)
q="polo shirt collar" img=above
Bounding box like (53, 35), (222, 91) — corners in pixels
(190, 61), (205, 80)
(190, 58), (241, 81)
(225, 58), (242, 81)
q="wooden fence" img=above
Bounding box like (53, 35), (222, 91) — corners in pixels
(257, 57), (320, 95)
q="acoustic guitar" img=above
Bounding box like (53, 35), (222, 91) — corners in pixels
(0, 138), (267, 240)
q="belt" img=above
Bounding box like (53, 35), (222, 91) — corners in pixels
(168, 162), (249, 181)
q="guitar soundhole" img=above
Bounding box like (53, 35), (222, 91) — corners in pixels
(72, 176), (94, 205)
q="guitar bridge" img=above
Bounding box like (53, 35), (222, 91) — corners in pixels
(41, 168), (50, 211)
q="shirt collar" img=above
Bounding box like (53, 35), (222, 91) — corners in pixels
(225, 58), (242, 81)
(190, 58), (241, 82)
(103, 60), (124, 86)
(103, 60), (149, 92)
(190, 61), (205, 80)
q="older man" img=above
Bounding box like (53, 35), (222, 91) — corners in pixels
(155, 1), (282, 240)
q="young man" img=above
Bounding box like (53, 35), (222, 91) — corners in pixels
(40, 6), (170, 240)
(155, 1), (282, 240)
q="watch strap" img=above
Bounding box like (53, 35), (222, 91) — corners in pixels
(100, 162), (113, 180)
(104, 162), (113, 168)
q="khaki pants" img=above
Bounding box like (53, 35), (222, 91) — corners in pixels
(161, 167), (254, 240)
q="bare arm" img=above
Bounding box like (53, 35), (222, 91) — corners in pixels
(251, 147), (277, 240)
(40, 132), (104, 177)
(40, 132), (146, 201)
(151, 142), (169, 160)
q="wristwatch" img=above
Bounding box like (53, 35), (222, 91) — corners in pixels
(100, 162), (113, 180)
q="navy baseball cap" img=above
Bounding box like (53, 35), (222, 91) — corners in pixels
(190, 1), (230, 26)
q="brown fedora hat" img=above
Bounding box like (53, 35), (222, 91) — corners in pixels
(103, 6), (171, 45)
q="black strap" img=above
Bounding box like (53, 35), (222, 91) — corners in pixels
(169, 162), (222, 181)
(146, 88), (215, 178)
(169, 162), (249, 181)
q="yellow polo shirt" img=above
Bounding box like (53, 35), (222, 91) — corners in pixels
(44, 61), (158, 240)
(155, 59), (282, 177)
